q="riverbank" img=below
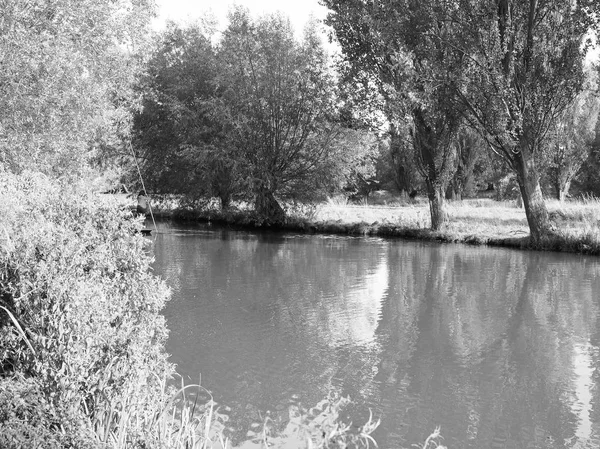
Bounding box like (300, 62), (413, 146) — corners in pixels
(142, 193), (600, 256)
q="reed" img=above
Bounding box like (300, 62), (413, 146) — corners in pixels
(89, 376), (228, 449)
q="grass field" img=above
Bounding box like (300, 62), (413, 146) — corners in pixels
(306, 193), (600, 253)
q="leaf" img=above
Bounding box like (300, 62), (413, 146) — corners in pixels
(0, 305), (36, 357)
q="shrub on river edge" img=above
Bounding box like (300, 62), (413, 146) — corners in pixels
(0, 171), (219, 448)
(0, 172), (383, 448)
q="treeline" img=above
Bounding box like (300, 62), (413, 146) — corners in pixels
(3, 1), (600, 243)
(324, 0), (600, 243)
(130, 3), (600, 243)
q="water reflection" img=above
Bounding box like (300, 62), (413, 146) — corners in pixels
(152, 221), (600, 448)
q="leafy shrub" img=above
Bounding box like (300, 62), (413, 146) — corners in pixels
(0, 375), (101, 449)
(0, 171), (174, 446)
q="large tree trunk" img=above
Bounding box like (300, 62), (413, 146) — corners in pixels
(426, 180), (448, 230)
(514, 151), (550, 244)
(255, 187), (285, 224)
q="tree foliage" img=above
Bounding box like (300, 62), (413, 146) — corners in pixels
(324, 0), (468, 230)
(132, 22), (240, 207)
(384, 122), (421, 195)
(135, 10), (352, 221)
(0, 0), (155, 177)
(219, 8), (343, 221)
(545, 69), (600, 201)
(446, 126), (486, 200)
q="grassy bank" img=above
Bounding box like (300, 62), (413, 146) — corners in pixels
(144, 192), (600, 256)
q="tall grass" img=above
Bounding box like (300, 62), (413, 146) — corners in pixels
(95, 388), (384, 449)
(238, 395), (380, 449)
(90, 377), (228, 449)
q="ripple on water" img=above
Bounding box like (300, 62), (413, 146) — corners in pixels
(154, 223), (600, 449)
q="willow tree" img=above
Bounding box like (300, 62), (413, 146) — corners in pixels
(452, 0), (600, 241)
(324, 0), (466, 230)
(218, 8), (341, 223)
(133, 22), (240, 209)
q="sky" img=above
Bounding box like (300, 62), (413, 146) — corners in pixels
(152, 0), (330, 36)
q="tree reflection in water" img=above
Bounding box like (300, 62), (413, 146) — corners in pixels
(153, 222), (600, 448)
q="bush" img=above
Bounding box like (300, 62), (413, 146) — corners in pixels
(0, 171), (175, 447)
(0, 376), (101, 449)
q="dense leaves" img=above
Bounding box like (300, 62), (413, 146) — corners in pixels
(219, 9), (343, 220)
(132, 22), (238, 207)
(134, 12), (373, 221)
(0, 172), (173, 446)
(0, 0), (155, 176)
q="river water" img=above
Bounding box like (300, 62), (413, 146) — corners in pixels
(151, 221), (600, 449)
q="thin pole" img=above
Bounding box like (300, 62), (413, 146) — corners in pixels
(128, 141), (157, 239)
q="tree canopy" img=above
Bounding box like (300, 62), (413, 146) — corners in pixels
(219, 8), (344, 220)
(324, 0), (468, 229)
(133, 10), (374, 221)
(0, 0), (156, 176)
(451, 0), (600, 240)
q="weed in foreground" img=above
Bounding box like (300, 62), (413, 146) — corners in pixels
(238, 395), (380, 449)
(419, 426), (447, 449)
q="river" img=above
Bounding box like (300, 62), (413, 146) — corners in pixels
(151, 220), (600, 449)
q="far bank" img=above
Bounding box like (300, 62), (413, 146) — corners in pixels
(123, 193), (600, 256)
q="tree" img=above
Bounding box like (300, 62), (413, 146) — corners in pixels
(0, 0), (155, 177)
(452, 0), (600, 241)
(324, 0), (466, 230)
(334, 76), (386, 200)
(218, 8), (342, 222)
(132, 22), (240, 208)
(341, 132), (380, 201)
(545, 74), (600, 201)
(580, 115), (600, 196)
(447, 127), (485, 200)
(387, 122), (421, 196)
